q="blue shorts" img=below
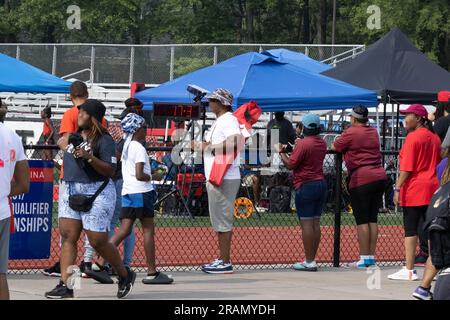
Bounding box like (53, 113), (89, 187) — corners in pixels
(121, 190), (156, 220)
(295, 180), (327, 220)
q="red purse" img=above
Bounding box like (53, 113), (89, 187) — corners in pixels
(208, 101), (262, 187)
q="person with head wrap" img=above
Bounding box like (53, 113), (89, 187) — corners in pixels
(94, 113), (173, 285)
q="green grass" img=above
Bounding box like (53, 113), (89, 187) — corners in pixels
(51, 202), (403, 228)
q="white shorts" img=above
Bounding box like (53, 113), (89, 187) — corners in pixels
(58, 180), (116, 233)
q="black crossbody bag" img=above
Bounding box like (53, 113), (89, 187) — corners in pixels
(68, 179), (109, 212)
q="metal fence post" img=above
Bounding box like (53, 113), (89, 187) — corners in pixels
(129, 46), (135, 84)
(16, 45), (20, 60)
(170, 46), (175, 81)
(305, 46), (309, 57)
(213, 46), (218, 65)
(90, 46), (95, 84)
(333, 152), (343, 267)
(52, 46), (57, 75)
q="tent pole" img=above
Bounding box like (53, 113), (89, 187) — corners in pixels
(391, 104), (395, 149)
(376, 104), (380, 141)
(395, 103), (400, 151)
(382, 101), (387, 151)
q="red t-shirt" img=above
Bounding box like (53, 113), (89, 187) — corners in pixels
(333, 125), (387, 189)
(399, 127), (441, 207)
(289, 135), (327, 190)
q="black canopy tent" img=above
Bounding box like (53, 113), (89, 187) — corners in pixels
(322, 27), (450, 150)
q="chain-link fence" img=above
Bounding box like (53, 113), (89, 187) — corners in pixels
(8, 143), (405, 274)
(0, 44), (364, 85)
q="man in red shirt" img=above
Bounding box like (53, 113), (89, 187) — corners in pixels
(277, 113), (327, 272)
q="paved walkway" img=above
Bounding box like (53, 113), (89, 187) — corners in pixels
(8, 266), (421, 300)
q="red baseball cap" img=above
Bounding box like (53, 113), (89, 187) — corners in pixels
(400, 104), (428, 118)
(438, 91), (450, 102)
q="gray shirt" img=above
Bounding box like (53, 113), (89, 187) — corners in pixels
(63, 134), (117, 183)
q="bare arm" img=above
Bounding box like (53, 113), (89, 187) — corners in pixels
(135, 162), (151, 182)
(46, 119), (55, 142)
(393, 170), (411, 206)
(57, 132), (71, 151)
(279, 152), (295, 170)
(395, 171), (411, 190)
(73, 148), (116, 178)
(9, 160), (30, 196)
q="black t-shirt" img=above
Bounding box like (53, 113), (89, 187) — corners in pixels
(433, 115), (450, 142)
(63, 134), (117, 183)
(266, 118), (297, 147)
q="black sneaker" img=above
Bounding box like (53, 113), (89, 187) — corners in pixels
(117, 267), (136, 299)
(45, 281), (74, 299)
(42, 262), (61, 277)
(84, 264), (114, 284)
(79, 261), (92, 278)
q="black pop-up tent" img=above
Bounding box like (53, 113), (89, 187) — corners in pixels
(322, 27), (450, 104)
(322, 27), (450, 149)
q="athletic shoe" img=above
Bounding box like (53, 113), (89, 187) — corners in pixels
(84, 264), (114, 284)
(388, 267), (419, 281)
(42, 262), (61, 277)
(117, 267), (136, 299)
(201, 259), (233, 274)
(142, 272), (174, 284)
(351, 258), (376, 269)
(413, 286), (433, 300)
(293, 261), (318, 272)
(79, 261), (92, 278)
(414, 254), (428, 267)
(45, 281), (74, 299)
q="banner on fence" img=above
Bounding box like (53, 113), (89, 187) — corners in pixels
(9, 160), (54, 260)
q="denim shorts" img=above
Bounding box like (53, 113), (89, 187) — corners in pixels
(295, 180), (327, 220)
(58, 180), (116, 233)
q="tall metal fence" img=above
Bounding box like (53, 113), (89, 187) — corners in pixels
(0, 43), (364, 85)
(8, 145), (405, 274)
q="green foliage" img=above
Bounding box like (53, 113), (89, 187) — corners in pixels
(0, 0), (448, 69)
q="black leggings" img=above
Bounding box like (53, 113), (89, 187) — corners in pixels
(403, 206), (428, 238)
(349, 179), (386, 225)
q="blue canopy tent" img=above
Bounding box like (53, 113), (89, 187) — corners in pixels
(137, 52), (377, 112)
(262, 48), (332, 73)
(0, 53), (71, 93)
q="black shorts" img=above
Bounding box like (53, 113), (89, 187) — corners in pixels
(403, 206), (429, 238)
(349, 179), (386, 225)
(121, 190), (156, 220)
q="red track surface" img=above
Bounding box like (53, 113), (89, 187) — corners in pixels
(9, 225), (405, 270)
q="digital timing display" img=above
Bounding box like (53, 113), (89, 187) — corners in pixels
(153, 103), (201, 119)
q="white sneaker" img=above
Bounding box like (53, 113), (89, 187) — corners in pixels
(388, 267), (419, 281)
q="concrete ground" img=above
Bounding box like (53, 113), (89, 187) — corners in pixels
(8, 266), (423, 300)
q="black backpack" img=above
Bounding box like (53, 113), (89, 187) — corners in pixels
(269, 186), (291, 213)
(425, 182), (450, 270)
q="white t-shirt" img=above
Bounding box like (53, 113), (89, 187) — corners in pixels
(204, 112), (241, 181)
(121, 140), (153, 195)
(0, 123), (26, 221)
